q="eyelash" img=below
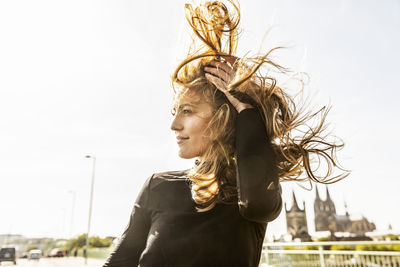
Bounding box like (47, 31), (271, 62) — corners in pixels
(182, 109), (192, 114)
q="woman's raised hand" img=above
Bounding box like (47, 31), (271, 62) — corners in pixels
(204, 59), (236, 94)
(204, 58), (253, 113)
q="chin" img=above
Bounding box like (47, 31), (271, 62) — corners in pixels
(178, 153), (196, 159)
(178, 150), (197, 159)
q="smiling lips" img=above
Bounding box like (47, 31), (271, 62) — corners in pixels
(176, 136), (189, 144)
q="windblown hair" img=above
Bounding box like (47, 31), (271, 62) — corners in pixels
(171, 0), (349, 211)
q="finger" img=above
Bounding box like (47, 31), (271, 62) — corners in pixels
(205, 73), (228, 92)
(208, 60), (235, 75)
(207, 60), (235, 76)
(221, 55), (239, 69)
(204, 66), (231, 83)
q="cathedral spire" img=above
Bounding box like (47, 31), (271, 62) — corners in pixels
(344, 201), (349, 216)
(325, 185), (332, 201)
(315, 186), (321, 201)
(292, 190), (302, 211)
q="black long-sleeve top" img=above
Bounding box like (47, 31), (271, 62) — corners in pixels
(103, 108), (282, 267)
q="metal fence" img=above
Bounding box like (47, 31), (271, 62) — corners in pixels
(261, 240), (400, 267)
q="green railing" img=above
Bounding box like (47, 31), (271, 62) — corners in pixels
(261, 240), (400, 267)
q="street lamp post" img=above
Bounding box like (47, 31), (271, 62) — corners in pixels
(85, 155), (96, 265)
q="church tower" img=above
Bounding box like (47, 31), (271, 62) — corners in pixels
(314, 185), (337, 232)
(285, 191), (311, 241)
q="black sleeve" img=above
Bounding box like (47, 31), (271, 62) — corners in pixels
(103, 175), (152, 267)
(235, 108), (282, 223)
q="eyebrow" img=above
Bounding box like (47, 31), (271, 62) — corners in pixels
(178, 102), (201, 109)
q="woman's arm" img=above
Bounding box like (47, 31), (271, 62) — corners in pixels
(103, 176), (152, 267)
(204, 60), (282, 223)
(235, 108), (282, 223)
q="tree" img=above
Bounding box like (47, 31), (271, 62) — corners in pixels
(63, 234), (112, 250)
(76, 234), (87, 248)
(25, 245), (39, 252)
(89, 236), (111, 248)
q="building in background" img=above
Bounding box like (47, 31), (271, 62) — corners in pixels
(285, 191), (311, 241)
(314, 186), (376, 238)
(285, 186), (376, 241)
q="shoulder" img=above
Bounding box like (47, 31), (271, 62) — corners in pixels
(135, 169), (190, 206)
(138, 170), (192, 210)
(152, 169), (189, 180)
(148, 169), (190, 190)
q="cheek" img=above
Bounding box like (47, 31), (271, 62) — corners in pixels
(192, 118), (210, 138)
(194, 121), (212, 149)
(183, 118), (211, 153)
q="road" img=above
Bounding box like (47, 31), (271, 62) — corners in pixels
(3, 257), (106, 267)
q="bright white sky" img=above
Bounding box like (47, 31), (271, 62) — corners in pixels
(1, 0), (399, 240)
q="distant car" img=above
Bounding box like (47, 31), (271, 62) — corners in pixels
(49, 248), (64, 257)
(0, 247), (16, 265)
(28, 249), (41, 260)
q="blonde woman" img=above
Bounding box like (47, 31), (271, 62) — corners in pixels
(103, 1), (347, 266)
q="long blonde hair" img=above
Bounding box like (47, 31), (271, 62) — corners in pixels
(171, 0), (349, 211)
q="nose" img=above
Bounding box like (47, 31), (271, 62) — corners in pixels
(170, 115), (183, 132)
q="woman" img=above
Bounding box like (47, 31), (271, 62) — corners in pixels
(103, 1), (347, 266)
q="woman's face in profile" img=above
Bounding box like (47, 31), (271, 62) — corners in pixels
(171, 91), (214, 159)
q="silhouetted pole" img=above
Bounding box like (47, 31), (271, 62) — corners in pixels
(85, 155), (96, 264)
